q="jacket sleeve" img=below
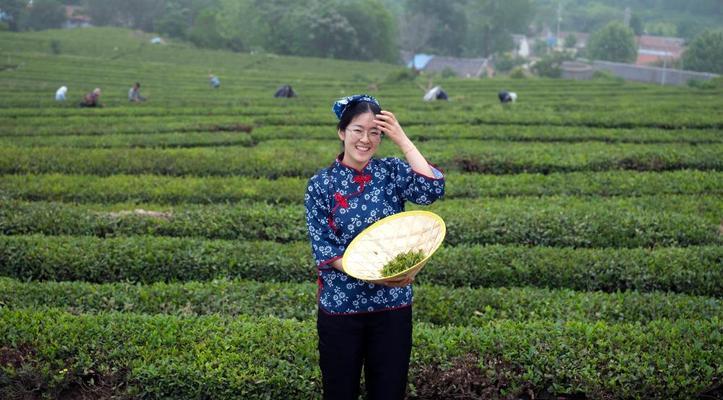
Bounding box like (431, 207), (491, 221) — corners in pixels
(304, 175), (345, 269)
(390, 158), (445, 205)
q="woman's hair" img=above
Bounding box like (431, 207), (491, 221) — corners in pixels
(336, 101), (382, 131)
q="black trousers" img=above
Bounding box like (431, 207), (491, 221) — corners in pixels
(317, 306), (413, 400)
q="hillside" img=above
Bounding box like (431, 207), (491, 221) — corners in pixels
(0, 28), (721, 399)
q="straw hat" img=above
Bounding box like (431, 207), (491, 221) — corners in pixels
(342, 210), (446, 284)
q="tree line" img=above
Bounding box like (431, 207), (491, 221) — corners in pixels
(533, 0), (721, 39)
(0, 0), (720, 73)
(0, 0), (535, 61)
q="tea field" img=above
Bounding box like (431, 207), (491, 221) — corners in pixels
(0, 28), (721, 399)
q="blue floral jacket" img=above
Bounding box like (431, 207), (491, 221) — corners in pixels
(304, 155), (445, 314)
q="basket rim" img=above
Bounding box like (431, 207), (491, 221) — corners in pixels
(342, 210), (446, 282)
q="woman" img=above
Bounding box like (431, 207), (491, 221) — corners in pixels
(304, 94), (445, 399)
(79, 88), (102, 108)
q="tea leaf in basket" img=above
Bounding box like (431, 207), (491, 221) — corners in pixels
(380, 250), (425, 277)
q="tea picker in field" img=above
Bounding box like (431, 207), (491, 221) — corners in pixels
(498, 90), (517, 103)
(128, 82), (146, 102)
(55, 86), (67, 101)
(79, 88), (102, 107)
(423, 85), (448, 101)
(208, 74), (220, 89)
(274, 84), (296, 98)
(305, 95), (445, 399)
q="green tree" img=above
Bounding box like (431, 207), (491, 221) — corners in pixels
(83, 0), (118, 26)
(0, 0), (27, 31)
(682, 30), (723, 74)
(252, 0), (303, 54)
(405, 0), (467, 56)
(20, 0), (65, 30)
(84, 0), (164, 30)
(464, 0), (534, 57)
(216, 0), (267, 52)
(629, 13), (643, 36)
(188, 8), (223, 49)
(217, 0), (316, 55)
(217, 0), (397, 61)
(531, 51), (573, 78)
(305, 3), (357, 59)
(532, 0), (721, 40)
(564, 33), (578, 49)
(120, 0), (165, 31)
(587, 21), (637, 63)
(531, 38), (548, 56)
(564, 2), (621, 33)
(645, 21), (677, 37)
(155, 3), (190, 39)
(399, 12), (436, 56)
(337, 0), (398, 62)
(494, 52), (525, 73)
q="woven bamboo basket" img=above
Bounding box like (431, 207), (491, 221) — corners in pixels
(342, 210), (446, 284)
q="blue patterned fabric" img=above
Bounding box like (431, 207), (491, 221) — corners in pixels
(332, 94), (380, 120)
(305, 156), (445, 314)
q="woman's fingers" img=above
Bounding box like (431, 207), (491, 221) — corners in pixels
(374, 117), (399, 131)
(375, 111), (409, 146)
(375, 112), (397, 123)
(375, 123), (392, 132)
(380, 110), (396, 119)
(374, 121), (394, 134)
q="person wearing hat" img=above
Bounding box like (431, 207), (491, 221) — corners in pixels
(79, 88), (102, 108)
(55, 86), (67, 101)
(128, 82), (146, 102)
(209, 74), (220, 89)
(304, 94), (445, 399)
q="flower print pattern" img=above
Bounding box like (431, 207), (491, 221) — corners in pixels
(332, 94), (380, 120)
(304, 156), (445, 314)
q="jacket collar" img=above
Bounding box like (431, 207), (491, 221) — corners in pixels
(334, 153), (371, 174)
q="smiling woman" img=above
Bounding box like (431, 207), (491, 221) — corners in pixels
(335, 99), (383, 169)
(304, 94), (445, 399)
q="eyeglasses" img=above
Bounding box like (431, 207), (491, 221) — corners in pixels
(346, 127), (382, 142)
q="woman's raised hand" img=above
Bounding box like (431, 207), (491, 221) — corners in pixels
(374, 110), (412, 149)
(376, 110), (434, 176)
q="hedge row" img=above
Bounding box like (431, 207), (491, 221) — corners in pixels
(251, 124), (723, 144)
(0, 173), (304, 204)
(1, 170), (720, 204)
(0, 115), (254, 137)
(2, 197), (719, 248)
(2, 235), (720, 295)
(0, 309), (719, 399)
(18, 87), (707, 113)
(2, 86), (715, 118)
(253, 107), (723, 129)
(0, 130), (257, 148)
(2, 102), (720, 131)
(1, 141), (720, 177)
(1, 277), (719, 324)
(1, 197), (719, 248)
(4, 124), (722, 146)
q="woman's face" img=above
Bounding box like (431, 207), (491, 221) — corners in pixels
(338, 111), (382, 170)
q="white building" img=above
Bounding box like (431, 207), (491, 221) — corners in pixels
(511, 35), (530, 58)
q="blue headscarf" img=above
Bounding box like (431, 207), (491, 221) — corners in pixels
(332, 94), (380, 120)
